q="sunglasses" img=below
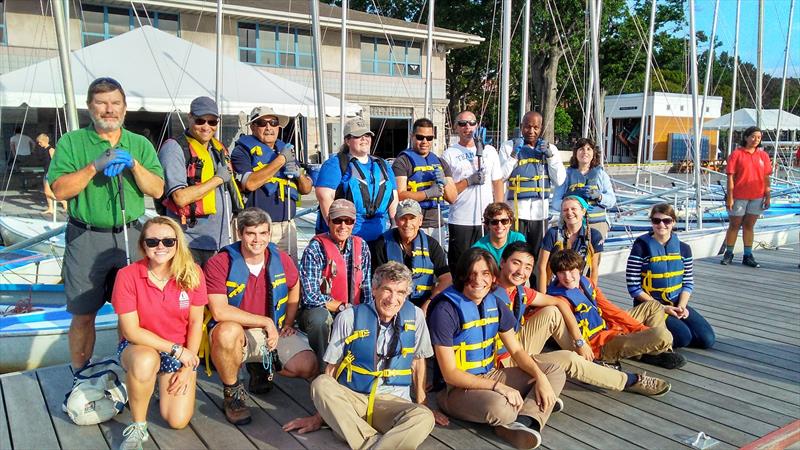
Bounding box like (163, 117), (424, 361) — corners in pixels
(144, 238), (177, 248)
(253, 118), (280, 128)
(457, 120), (478, 127)
(331, 217), (355, 225)
(415, 134), (435, 142)
(650, 217), (674, 226)
(488, 218), (511, 226)
(193, 117), (219, 126)
(89, 77), (122, 89)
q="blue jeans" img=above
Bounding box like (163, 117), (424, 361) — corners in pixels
(665, 306), (715, 349)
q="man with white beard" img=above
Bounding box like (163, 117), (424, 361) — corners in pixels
(48, 77), (164, 381)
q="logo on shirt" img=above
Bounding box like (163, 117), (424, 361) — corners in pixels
(178, 290), (190, 310)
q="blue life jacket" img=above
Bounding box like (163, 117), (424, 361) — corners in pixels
(492, 286), (534, 363)
(335, 151), (393, 220)
(639, 233), (684, 305)
(438, 286), (500, 375)
(215, 242), (289, 329)
(398, 149), (446, 211)
(547, 277), (607, 342)
(507, 138), (551, 201)
(235, 135), (299, 205)
(335, 301), (416, 425)
(565, 167), (606, 224)
(383, 229), (435, 305)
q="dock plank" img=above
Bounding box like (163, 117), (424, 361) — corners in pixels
(1, 371), (59, 450)
(190, 380), (258, 450)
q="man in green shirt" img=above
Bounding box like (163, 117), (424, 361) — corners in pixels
(49, 77), (164, 373)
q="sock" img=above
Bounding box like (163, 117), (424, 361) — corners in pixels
(744, 246), (753, 256)
(624, 372), (638, 388)
(725, 245), (734, 254)
(133, 421), (147, 429)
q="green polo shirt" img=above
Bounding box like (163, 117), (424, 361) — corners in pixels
(48, 126), (164, 228)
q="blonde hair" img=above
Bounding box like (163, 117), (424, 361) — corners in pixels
(138, 216), (201, 290)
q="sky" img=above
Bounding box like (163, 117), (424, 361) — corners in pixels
(693, 0), (799, 78)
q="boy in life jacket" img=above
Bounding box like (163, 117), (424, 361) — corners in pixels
(158, 96), (243, 266)
(546, 249), (686, 370)
(203, 208), (318, 425)
(284, 262), (441, 449)
(230, 106), (313, 260)
(428, 247), (565, 450)
(495, 242), (670, 397)
(299, 199), (373, 370)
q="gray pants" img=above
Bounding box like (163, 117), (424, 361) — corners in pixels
(299, 306), (334, 370)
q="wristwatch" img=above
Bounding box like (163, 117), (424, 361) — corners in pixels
(574, 338), (585, 349)
(169, 343), (181, 357)
(337, 303), (347, 313)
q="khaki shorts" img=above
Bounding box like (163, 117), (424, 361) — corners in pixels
(242, 328), (311, 365)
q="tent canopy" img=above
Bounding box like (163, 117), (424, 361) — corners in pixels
(704, 108), (800, 131)
(0, 25), (360, 118)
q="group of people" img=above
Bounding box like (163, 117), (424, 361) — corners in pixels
(49, 77), (729, 450)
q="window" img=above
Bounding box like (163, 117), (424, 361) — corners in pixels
(81, 4), (180, 46)
(360, 37), (422, 77)
(0, 0), (6, 45)
(237, 22), (312, 68)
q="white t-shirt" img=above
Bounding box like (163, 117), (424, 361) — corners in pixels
(498, 139), (566, 221)
(10, 134), (34, 156)
(441, 142), (503, 226)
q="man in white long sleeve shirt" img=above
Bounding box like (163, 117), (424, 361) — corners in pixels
(498, 111), (566, 284)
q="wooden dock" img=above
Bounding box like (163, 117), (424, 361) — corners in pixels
(1, 245), (799, 449)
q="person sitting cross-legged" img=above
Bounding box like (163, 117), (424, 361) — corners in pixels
(204, 207), (318, 425)
(283, 262), (439, 449)
(546, 249), (686, 370)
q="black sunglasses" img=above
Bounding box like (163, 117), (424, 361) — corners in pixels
(89, 77), (122, 89)
(415, 134), (435, 142)
(650, 217), (674, 226)
(331, 217), (355, 225)
(144, 238), (177, 248)
(488, 218), (511, 226)
(457, 120), (478, 127)
(253, 118), (280, 128)
(194, 117), (219, 126)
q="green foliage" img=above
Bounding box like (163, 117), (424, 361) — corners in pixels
(553, 106), (573, 139)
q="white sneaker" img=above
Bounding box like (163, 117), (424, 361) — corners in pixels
(495, 421), (542, 449)
(119, 423), (149, 450)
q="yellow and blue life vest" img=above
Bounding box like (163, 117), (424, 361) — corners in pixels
(507, 139), (552, 201)
(565, 167), (606, 224)
(335, 301), (416, 425)
(439, 286), (501, 375)
(235, 135), (299, 204)
(383, 229), (435, 305)
(640, 233), (684, 305)
(547, 277), (607, 342)
(399, 149), (447, 211)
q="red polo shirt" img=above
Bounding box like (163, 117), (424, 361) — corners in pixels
(112, 260), (208, 345)
(203, 249), (298, 317)
(727, 147), (772, 200)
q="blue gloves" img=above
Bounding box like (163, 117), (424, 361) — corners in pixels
(434, 167), (446, 185)
(100, 149), (134, 177)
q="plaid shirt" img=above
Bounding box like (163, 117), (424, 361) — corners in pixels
(300, 234), (372, 308)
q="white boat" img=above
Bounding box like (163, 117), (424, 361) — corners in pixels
(0, 285), (118, 373)
(0, 217), (66, 255)
(0, 248), (62, 284)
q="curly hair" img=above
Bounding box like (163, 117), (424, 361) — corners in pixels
(569, 138), (601, 169)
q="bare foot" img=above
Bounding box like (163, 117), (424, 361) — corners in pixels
(41, 210), (54, 215)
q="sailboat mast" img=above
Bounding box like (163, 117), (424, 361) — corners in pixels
(688, 0), (703, 228)
(340, 0), (347, 140)
(726, 0), (741, 160)
(519, 0), (531, 126)
(215, 0), (223, 138)
(773, 0), (795, 174)
(589, 0), (604, 159)
(635, 0), (657, 186)
(310, 0), (329, 161)
(52, 0), (78, 131)
(424, 0), (434, 119)
(698, 0), (719, 128)
(499, 0), (511, 145)
(756, 0), (764, 128)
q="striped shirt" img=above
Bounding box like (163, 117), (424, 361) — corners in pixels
(299, 235), (372, 308)
(626, 234), (694, 299)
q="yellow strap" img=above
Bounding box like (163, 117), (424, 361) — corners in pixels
(401, 347), (415, 357)
(412, 165), (436, 173)
(199, 308), (214, 377)
(272, 277), (287, 288)
(649, 254), (682, 263)
(415, 285), (434, 292)
(407, 180), (434, 191)
(366, 378), (380, 427)
(411, 250), (430, 257)
(266, 177), (299, 202)
(461, 316), (499, 330)
(404, 323), (416, 331)
(344, 329), (370, 345)
(275, 295), (288, 308)
(226, 281), (246, 299)
(518, 157), (544, 165)
(250, 145), (263, 156)
(412, 267), (434, 275)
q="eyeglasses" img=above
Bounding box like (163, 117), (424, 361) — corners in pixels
(650, 217), (674, 226)
(457, 120), (478, 127)
(415, 134), (435, 142)
(144, 238), (177, 248)
(253, 118), (280, 128)
(89, 77), (122, 89)
(331, 217), (355, 225)
(194, 117), (219, 126)
(488, 218), (511, 226)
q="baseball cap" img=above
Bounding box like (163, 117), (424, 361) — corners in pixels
(343, 117), (374, 138)
(329, 199), (357, 220)
(189, 96), (219, 117)
(247, 106), (289, 128)
(395, 199), (422, 220)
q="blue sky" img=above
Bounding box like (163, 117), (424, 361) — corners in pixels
(693, 0), (799, 78)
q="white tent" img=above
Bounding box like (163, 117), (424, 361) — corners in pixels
(0, 25), (360, 118)
(704, 108), (800, 131)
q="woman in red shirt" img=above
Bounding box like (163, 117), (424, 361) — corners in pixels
(721, 126), (771, 268)
(111, 216), (208, 449)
